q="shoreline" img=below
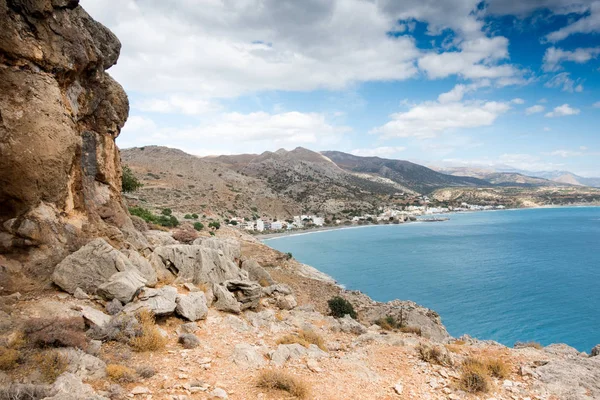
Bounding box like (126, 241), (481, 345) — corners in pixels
(256, 203), (600, 241)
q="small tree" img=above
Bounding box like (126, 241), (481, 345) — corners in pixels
(208, 221), (221, 230)
(184, 214), (192, 219)
(327, 296), (357, 319)
(121, 165), (143, 192)
(193, 222), (204, 231)
(191, 213), (199, 219)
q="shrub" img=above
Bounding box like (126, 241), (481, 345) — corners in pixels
(122, 165), (143, 193)
(375, 315), (400, 331)
(135, 365), (156, 378)
(0, 383), (52, 399)
(161, 208), (172, 216)
(459, 359), (490, 393)
(178, 333), (200, 349)
(209, 231), (215, 236)
(191, 213), (199, 219)
(417, 344), (452, 366)
(277, 330), (326, 351)
(484, 358), (511, 379)
(129, 310), (167, 352)
(399, 326), (422, 336)
(256, 369), (310, 399)
(36, 351), (68, 383)
(208, 221), (221, 230)
(106, 364), (137, 383)
(172, 228), (198, 244)
(23, 317), (88, 350)
(193, 222), (204, 231)
(184, 214), (192, 219)
(258, 278), (271, 287)
(90, 314), (140, 343)
(285, 252), (293, 260)
(327, 296), (357, 319)
(0, 347), (20, 370)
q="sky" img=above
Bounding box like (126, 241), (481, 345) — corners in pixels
(81, 0), (600, 176)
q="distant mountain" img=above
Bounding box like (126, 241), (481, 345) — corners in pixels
(527, 171), (600, 188)
(434, 167), (564, 187)
(321, 151), (491, 194)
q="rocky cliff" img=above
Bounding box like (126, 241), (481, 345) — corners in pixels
(0, 0), (144, 284)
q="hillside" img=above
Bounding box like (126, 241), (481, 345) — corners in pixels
(435, 167), (561, 187)
(322, 151), (490, 194)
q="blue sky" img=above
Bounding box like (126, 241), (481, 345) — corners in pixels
(81, 0), (600, 176)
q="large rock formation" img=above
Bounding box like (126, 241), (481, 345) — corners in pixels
(0, 0), (141, 282)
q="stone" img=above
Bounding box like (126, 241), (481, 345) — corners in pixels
(175, 292), (208, 321)
(209, 388), (228, 399)
(86, 340), (102, 356)
(45, 372), (106, 400)
(178, 333), (200, 349)
(393, 382), (404, 395)
(150, 245), (247, 284)
(73, 288), (90, 300)
(58, 349), (107, 380)
(213, 285), (241, 314)
(194, 237), (241, 259)
(121, 249), (157, 286)
(105, 298), (123, 315)
(123, 286), (177, 316)
(97, 270), (147, 303)
(276, 294), (297, 310)
(591, 344), (600, 357)
(269, 344), (327, 367)
(52, 239), (140, 295)
(178, 322), (200, 334)
(81, 306), (111, 329)
(339, 315), (368, 335)
(261, 283), (293, 296)
(131, 386), (151, 395)
(306, 358), (322, 373)
(224, 315), (250, 332)
(144, 230), (178, 247)
(231, 343), (266, 369)
(241, 259), (274, 285)
(224, 280), (262, 310)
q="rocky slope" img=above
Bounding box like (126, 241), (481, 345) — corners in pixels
(0, 0), (146, 286)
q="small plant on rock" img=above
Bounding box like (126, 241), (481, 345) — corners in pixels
(327, 296), (357, 319)
(36, 350), (68, 383)
(23, 317), (88, 350)
(122, 165), (143, 192)
(417, 344), (452, 366)
(0, 347), (20, 370)
(277, 329), (326, 351)
(106, 364), (137, 383)
(129, 310), (167, 352)
(459, 358), (490, 393)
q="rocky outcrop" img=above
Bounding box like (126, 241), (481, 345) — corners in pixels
(123, 286), (177, 316)
(175, 292), (208, 321)
(194, 237), (242, 259)
(0, 0), (142, 280)
(150, 245), (248, 284)
(241, 259), (274, 285)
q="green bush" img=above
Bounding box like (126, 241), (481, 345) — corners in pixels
(193, 222), (204, 231)
(209, 231), (215, 236)
(128, 207), (178, 227)
(121, 165), (143, 193)
(191, 213), (199, 219)
(208, 221), (221, 230)
(161, 208), (172, 216)
(184, 214), (192, 219)
(327, 296), (357, 319)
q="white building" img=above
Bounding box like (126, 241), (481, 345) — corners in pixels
(270, 221), (283, 230)
(313, 217), (325, 226)
(256, 219), (265, 232)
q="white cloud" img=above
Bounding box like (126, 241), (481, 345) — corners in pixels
(371, 95), (511, 139)
(544, 148), (600, 158)
(542, 46), (600, 72)
(498, 153), (565, 171)
(593, 101), (600, 108)
(544, 127), (551, 131)
(525, 105), (545, 115)
(350, 146), (407, 157)
(118, 111), (350, 154)
(546, 2), (600, 42)
(134, 95), (222, 115)
(544, 72), (584, 92)
(80, 0), (525, 100)
(437, 81), (490, 103)
(545, 104), (581, 117)
(511, 98), (525, 104)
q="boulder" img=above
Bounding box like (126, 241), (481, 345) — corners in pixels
(224, 280), (262, 310)
(175, 292), (208, 321)
(80, 306), (111, 329)
(52, 239), (139, 295)
(241, 259), (274, 285)
(45, 372), (108, 400)
(57, 349), (107, 380)
(105, 298), (123, 315)
(338, 315), (368, 335)
(123, 286), (177, 316)
(591, 345), (600, 357)
(231, 343), (266, 369)
(73, 288), (89, 300)
(194, 237), (241, 259)
(121, 249), (157, 286)
(150, 245), (247, 284)
(144, 230), (178, 247)
(178, 333), (200, 349)
(269, 344), (328, 367)
(276, 294), (297, 310)
(262, 283), (293, 296)
(97, 270), (147, 304)
(213, 285), (241, 314)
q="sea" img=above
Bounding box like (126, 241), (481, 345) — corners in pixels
(264, 207), (600, 352)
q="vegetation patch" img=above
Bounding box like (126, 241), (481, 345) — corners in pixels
(0, 347), (20, 370)
(256, 369), (310, 399)
(129, 310), (167, 352)
(327, 296), (357, 319)
(459, 358), (490, 393)
(122, 165), (143, 192)
(514, 341), (543, 350)
(106, 364), (137, 383)
(36, 350), (68, 383)
(277, 329), (327, 351)
(129, 206), (179, 227)
(23, 317), (88, 350)
(417, 344), (452, 366)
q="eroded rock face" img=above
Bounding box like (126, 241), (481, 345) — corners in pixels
(0, 0), (137, 280)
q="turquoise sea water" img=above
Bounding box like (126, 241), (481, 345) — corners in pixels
(265, 207), (600, 352)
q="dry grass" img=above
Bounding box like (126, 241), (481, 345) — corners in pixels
(277, 329), (327, 351)
(399, 326), (422, 336)
(256, 369), (310, 399)
(0, 347), (20, 370)
(36, 350), (68, 383)
(459, 358), (490, 393)
(23, 317), (88, 350)
(129, 310), (167, 352)
(515, 341), (543, 350)
(274, 311), (285, 322)
(106, 364), (137, 383)
(485, 357), (511, 379)
(417, 344), (452, 366)
(258, 278), (271, 287)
